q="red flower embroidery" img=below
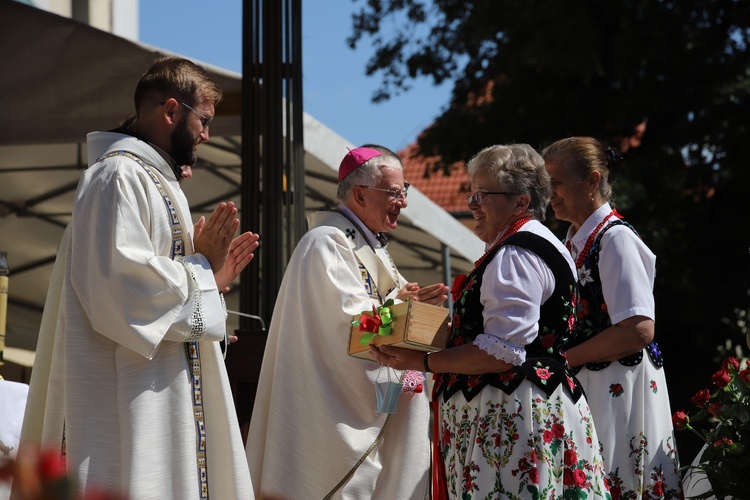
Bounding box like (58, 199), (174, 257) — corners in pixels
(564, 449), (578, 466)
(653, 481), (664, 496)
(541, 334), (555, 348)
(567, 376), (576, 391)
(451, 312), (461, 330)
(536, 367), (552, 380)
(573, 469), (586, 487)
(499, 370), (515, 382)
(542, 430), (553, 443)
(609, 383), (624, 397)
(442, 428), (452, 444)
(529, 467), (539, 484)
(467, 376), (480, 388)
(563, 468), (574, 486)
(610, 485), (622, 500)
(551, 423), (565, 440)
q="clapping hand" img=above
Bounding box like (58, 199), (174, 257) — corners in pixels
(214, 231), (260, 291)
(193, 201), (240, 275)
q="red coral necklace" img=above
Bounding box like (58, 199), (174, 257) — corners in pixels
(473, 216), (532, 269)
(573, 211), (617, 268)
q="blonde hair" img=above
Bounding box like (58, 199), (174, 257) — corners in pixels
(541, 137), (621, 202)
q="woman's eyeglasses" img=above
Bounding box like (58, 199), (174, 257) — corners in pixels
(466, 191), (514, 205)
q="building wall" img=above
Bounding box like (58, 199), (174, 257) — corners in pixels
(28, 0), (138, 40)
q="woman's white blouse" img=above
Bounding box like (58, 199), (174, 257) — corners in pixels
(474, 220), (575, 365)
(565, 203), (656, 325)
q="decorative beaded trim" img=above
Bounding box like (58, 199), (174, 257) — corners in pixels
(178, 257), (205, 342)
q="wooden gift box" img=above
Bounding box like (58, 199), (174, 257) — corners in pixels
(348, 300), (450, 361)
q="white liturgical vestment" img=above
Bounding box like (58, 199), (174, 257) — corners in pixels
(20, 132), (253, 500)
(246, 210), (431, 500)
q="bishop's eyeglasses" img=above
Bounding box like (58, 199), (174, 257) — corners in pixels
(358, 182), (410, 201)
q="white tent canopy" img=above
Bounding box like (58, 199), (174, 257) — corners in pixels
(0, 1), (483, 369)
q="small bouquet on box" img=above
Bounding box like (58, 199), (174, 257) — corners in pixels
(672, 356), (750, 500)
(352, 299), (396, 346)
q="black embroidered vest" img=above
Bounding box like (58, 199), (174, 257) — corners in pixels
(568, 219), (664, 373)
(433, 232), (584, 403)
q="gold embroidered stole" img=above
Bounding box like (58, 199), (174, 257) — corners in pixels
(308, 210), (401, 303)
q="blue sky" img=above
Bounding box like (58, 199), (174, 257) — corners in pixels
(139, 0), (452, 151)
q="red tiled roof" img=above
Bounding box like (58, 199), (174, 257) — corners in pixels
(399, 142), (470, 214)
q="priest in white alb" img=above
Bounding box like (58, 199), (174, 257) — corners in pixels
(20, 57), (258, 500)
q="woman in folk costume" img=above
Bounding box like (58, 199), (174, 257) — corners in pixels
(371, 144), (610, 499)
(542, 137), (682, 499)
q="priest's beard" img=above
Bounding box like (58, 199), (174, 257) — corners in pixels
(170, 118), (198, 167)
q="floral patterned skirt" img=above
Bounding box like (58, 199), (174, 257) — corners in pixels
(575, 354), (682, 499)
(438, 381), (611, 499)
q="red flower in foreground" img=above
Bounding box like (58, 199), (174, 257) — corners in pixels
(672, 410), (689, 429)
(707, 402), (723, 418)
(691, 389), (712, 408)
(37, 450), (67, 481)
(722, 357), (740, 371)
(739, 369), (750, 385)
(711, 368), (731, 388)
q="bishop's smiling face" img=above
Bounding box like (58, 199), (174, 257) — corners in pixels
(356, 167), (409, 234)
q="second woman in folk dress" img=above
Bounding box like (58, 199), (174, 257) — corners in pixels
(543, 137), (682, 499)
(371, 144), (610, 499)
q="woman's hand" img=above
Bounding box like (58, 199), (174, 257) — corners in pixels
(370, 343), (516, 375)
(369, 344), (425, 371)
(565, 315), (654, 367)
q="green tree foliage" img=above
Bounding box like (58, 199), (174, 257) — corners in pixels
(350, 0), (750, 460)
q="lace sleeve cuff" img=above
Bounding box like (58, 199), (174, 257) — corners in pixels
(177, 256), (205, 341)
(473, 334), (526, 365)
